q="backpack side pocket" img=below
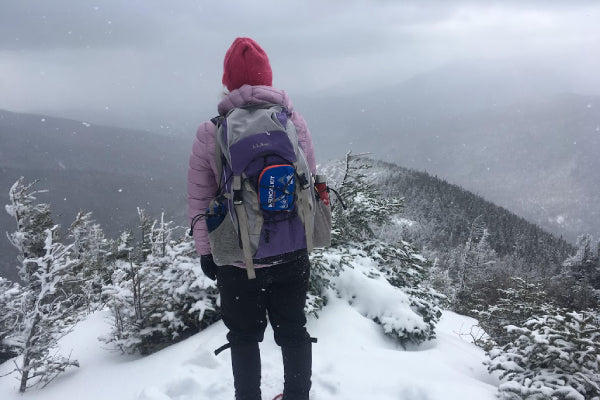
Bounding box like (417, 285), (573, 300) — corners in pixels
(313, 198), (332, 248)
(207, 200), (245, 265)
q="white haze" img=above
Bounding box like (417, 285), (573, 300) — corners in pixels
(1, 0), (599, 130)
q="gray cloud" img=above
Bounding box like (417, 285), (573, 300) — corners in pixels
(1, 0), (599, 130)
(0, 1), (166, 50)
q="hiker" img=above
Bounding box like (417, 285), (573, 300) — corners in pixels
(188, 37), (316, 400)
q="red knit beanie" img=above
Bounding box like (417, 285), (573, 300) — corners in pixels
(222, 37), (273, 92)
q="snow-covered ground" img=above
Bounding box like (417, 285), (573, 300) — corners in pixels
(0, 298), (498, 400)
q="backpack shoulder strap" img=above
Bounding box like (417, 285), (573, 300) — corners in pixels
(211, 116), (225, 190)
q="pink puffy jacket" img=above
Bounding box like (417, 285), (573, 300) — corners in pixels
(187, 84), (317, 256)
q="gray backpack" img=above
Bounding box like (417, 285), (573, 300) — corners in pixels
(206, 103), (331, 279)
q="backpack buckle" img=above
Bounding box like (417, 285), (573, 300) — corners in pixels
(297, 173), (310, 189)
(233, 176), (243, 205)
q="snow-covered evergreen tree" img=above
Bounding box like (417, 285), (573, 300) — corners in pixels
(564, 234), (600, 278)
(309, 152), (394, 314)
(4, 178), (83, 392)
(475, 277), (552, 349)
(156, 239), (220, 336)
(450, 217), (498, 314)
(9, 228), (82, 392)
(366, 240), (445, 344)
(5, 178), (54, 281)
(552, 234), (600, 310)
(101, 210), (168, 354)
(310, 153), (443, 346)
(331, 152), (404, 245)
(101, 210), (219, 355)
(0, 277), (21, 363)
(67, 211), (113, 312)
(487, 309), (600, 400)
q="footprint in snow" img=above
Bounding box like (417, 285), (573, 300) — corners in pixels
(183, 348), (221, 369)
(137, 386), (172, 400)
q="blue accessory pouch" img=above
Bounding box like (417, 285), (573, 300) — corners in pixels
(258, 164), (295, 211)
(206, 201), (227, 233)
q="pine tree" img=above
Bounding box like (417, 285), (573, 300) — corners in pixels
(0, 277), (21, 363)
(331, 152), (403, 244)
(101, 211), (219, 354)
(67, 211), (113, 312)
(157, 239), (220, 336)
(487, 309), (600, 400)
(551, 234), (600, 310)
(563, 234), (600, 285)
(476, 277), (552, 349)
(101, 211), (163, 354)
(308, 152), (379, 315)
(310, 153), (443, 346)
(368, 240), (445, 344)
(307, 246), (352, 317)
(539, 234), (600, 312)
(5, 178), (54, 281)
(10, 228), (82, 392)
(4, 178), (83, 392)
(452, 217), (498, 314)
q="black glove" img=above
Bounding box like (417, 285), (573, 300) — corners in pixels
(200, 254), (218, 281)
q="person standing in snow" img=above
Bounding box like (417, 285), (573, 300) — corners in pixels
(187, 37), (315, 400)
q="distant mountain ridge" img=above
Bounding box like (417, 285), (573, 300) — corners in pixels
(296, 62), (600, 243)
(0, 110), (192, 281)
(0, 109), (189, 177)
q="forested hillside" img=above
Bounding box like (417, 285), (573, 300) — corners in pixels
(372, 160), (573, 270)
(324, 158), (573, 274)
(321, 157), (596, 314)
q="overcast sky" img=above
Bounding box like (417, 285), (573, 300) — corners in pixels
(1, 0), (599, 130)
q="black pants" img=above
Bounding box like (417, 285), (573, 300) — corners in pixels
(217, 252), (311, 347)
(217, 251), (312, 400)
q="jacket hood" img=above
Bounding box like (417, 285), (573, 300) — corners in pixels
(217, 84), (294, 116)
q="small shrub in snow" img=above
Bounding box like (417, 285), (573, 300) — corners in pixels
(67, 211), (113, 312)
(307, 246), (351, 317)
(311, 153), (443, 346)
(487, 309), (600, 400)
(476, 277), (552, 349)
(369, 240), (445, 337)
(334, 251), (436, 347)
(101, 211), (219, 355)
